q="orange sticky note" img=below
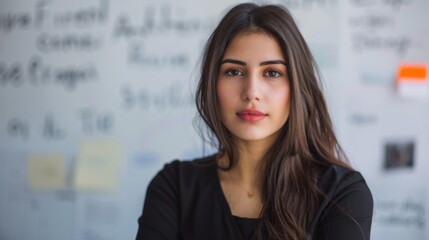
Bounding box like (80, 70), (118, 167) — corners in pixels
(398, 65), (427, 82)
(397, 64), (428, 98)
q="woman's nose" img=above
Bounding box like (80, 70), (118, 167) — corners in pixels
(241, 73), (261, 102)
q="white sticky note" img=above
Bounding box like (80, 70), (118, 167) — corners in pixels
(73, 141), (123, 192)
(28, 153), (66, 190)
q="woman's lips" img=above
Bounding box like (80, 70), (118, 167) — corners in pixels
(237, 109), (267, 122)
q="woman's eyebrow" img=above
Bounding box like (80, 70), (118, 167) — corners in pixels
(260, 60), (286, 66)
(220, 59), (286, 66)
(220, 58), (246, 66)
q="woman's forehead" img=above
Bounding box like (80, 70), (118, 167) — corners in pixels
(222, 32), (285, 63)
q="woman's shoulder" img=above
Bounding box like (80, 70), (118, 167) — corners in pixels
(311, 164), (374, 238)
(160, 154), (216, 174)
(316, 163), (373, 216)
(315, 163), (373, 220)
(317, 164), (369, 191)
(150, 154), (217, 189)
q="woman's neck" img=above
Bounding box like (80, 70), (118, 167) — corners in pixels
(217, 141), (270, 218)
(220, 140), (270, 190)
(234, 149), (263, 187)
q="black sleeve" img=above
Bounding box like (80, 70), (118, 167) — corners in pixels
(136, 161), (180, 240)
(314, 172), (374, 240)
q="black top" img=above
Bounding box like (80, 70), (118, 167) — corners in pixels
(136, 155), (373, 240)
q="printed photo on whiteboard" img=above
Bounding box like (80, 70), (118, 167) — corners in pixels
(383, 141), (414, 169)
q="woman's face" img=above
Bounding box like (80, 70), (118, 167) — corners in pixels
(217, 32), (291, 145)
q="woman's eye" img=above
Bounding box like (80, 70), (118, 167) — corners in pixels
(225, 69), (243, 76)
(265, 70), (281, 78)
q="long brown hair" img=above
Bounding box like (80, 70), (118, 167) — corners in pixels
(195, 3), (351, 240)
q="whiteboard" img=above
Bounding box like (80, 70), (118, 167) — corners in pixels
(1, 0), (428, 239)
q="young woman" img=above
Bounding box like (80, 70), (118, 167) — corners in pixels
(136, 3), (373, 240)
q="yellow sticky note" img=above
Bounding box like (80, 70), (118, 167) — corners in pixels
(73, 141), (123, 192)
(28, 153), (66, 190)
